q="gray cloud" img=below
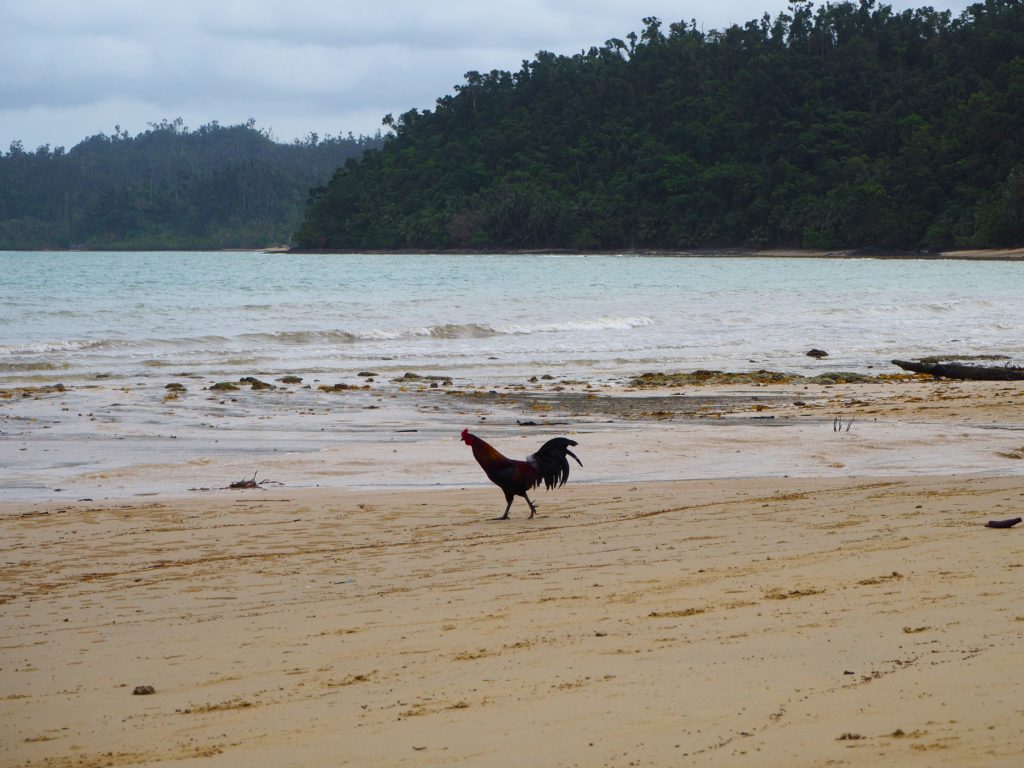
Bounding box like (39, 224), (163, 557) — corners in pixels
(1, 0), (973, 150)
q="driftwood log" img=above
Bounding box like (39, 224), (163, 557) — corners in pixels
(985, 517), (1022, 529)
(891, 359), (1024, 381)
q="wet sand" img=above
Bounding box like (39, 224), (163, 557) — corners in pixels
(4, 375), (1024, 499)
(3, 376), (1024, 766)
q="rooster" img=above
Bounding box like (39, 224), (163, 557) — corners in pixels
(461, 429), (582, 519)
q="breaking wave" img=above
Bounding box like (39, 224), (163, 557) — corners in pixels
(0, 316), (655, 358)
(816, 299), (994, 318)
(238, 316), (655, 344)
(0, 360), (72, 372)
(0, 339), (115, 355)
(427, 316), (654, 338)
(0, 336), (227, 355)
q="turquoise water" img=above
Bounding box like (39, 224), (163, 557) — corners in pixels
(2, 251), (1022, 384)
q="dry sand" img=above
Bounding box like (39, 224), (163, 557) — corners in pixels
(3, 379), (1024, 767)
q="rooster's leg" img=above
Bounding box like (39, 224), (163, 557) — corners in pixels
(524, 493), (537, 519)
(494, 497), (513, 520)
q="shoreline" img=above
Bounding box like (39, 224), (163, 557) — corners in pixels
(3, 473), (1023, 766)
(6, 246), (1023, 260)
(4, 374), (1024, 502)
(285, 246), (1024, 260)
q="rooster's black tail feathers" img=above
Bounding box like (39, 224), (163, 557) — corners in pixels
(530, 437), (582, 490)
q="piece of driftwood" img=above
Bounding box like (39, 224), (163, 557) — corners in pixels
(227, 472), (283, 490)
(891, 359), (1024, 380)
(834, 416), (854, 432)
(229, 472), (261, 489)
(985, 517), (1022, 529)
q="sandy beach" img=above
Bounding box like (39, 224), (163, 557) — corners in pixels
(3, 375), (1024, 767)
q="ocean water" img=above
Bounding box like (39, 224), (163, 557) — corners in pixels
(2, 251), (1022, 386)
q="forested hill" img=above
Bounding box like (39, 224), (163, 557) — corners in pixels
(296, 0), (1024, 252)
(0, 120), (382, 250)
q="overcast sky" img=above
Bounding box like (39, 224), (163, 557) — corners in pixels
(2, 0), (974, 151)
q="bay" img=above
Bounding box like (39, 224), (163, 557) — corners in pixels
(2, 250), (1022, 385)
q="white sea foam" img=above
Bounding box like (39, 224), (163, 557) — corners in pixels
(490, 316), (655, 335)
(0, 339), (108, 355)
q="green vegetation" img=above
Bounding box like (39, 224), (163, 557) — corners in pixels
(297, 0), (1024, 251)
(0, 119), (381, 250)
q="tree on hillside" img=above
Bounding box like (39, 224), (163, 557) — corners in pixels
(0, 121), (384, 250)
(296, 0), (1024, 251)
